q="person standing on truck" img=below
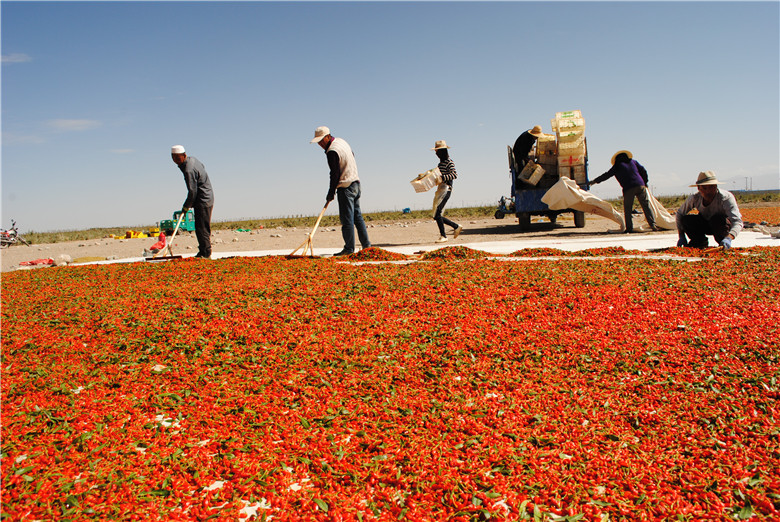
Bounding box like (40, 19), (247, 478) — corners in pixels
(512, 125), (546, 176)
(590, 150), (657, 233)
(310, 126), (371, 256)
(675, 171), (742, 249)
(171, 145), (215, 259)
(431, 140), (463, 243)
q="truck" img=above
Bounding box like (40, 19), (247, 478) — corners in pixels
(159, 209), (196, 235)
(495, 110), (590, 231)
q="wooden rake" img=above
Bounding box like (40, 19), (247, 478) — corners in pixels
(289, 203), (329, 258)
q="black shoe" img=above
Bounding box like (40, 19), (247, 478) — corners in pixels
(333, 250), (353, 257)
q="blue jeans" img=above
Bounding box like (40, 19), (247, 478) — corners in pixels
(337, 181), (371, 253)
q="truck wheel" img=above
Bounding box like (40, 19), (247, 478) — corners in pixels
(495, 210), (505, 219)
(518, 212), (531, 231)
(574, 211), (586, 228)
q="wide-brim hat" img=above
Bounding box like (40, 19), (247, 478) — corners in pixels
(431, 140), (450, 150)
(611, 150), (633, 165)
(690, 171), (722, 187)
(310, 126), (330, 144)
(528, 125), (546, 138)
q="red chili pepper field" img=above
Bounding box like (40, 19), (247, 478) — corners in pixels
(2, 247), (779, 521)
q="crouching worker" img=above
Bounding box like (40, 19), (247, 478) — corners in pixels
(676, 171), (742, 249)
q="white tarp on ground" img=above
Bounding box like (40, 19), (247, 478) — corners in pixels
(542, 178), (625, 230)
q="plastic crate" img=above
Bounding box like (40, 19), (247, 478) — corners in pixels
(558, 154), (586, 167)
(410, 167), (441, 193)
(520, 162), (545, 186)
(555, 110), (582, 120)
(558, 135), (585, 152)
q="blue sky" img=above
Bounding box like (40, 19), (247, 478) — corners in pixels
(2, 1), (778, 233)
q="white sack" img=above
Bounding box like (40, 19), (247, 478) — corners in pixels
(542, 178), (625, 230)
(432, 183), (449, 218)
(647, 190), (676, 230)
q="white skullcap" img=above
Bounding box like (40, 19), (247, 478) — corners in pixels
(171, 145), (185, 154)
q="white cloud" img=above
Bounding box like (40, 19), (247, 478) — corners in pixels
(47, 119), (101, 132)
(2, 53), (32, 64)
(2, 132), (45, 145)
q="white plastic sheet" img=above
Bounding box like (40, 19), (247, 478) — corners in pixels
(542, 178), (625, 230)
(647, 190), (676, 230)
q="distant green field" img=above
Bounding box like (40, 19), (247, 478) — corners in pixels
(21, 190), (779, 245)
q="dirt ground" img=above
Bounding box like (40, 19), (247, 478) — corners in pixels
(2, 213), (638, 272)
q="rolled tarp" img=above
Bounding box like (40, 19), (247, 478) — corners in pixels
(542, 177), (625, 230)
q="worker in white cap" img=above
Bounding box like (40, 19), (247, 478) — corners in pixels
(171, 145), (215, 259)
(310, 126), (371, 256)
(675, 171), (742, 249)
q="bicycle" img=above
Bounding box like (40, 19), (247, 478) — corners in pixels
(1, 220), (31, 248)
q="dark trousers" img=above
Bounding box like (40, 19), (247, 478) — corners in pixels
(680, 213), (729, 248)
(434, 189), (459, 236)
(623, 185), (655, 231)
(194, 204), (213, 257)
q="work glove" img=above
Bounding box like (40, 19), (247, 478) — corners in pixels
(720, 237), (732, 249)
(677, 236), (688, 247)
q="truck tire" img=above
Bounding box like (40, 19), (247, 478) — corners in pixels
(518, 212), (531, 231)
(574, 211), (586, 228)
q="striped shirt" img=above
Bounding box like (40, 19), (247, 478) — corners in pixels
(437, 158), (458, 188)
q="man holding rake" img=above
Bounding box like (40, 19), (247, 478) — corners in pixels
(310, 126), (371, 256)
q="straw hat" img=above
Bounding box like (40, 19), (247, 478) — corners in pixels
(528, 125), (546, 138)
(610, 150), (632, 165)
(310, 126), (330, 144)
(690, 171), (722, 187)
(171, 145), (185, 154)
(431, 140), (451, 150)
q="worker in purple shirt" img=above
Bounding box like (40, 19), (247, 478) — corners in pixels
(590, 150), (657, 233)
